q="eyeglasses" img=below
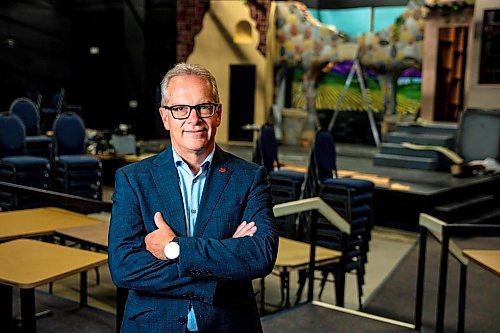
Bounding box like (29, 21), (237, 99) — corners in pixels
(161, 103), (220, 120)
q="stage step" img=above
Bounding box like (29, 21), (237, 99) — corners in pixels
(374, 122), (458, 171)
(373, 153), (438, 170)
(433, 194), (496, 213)
(386, 132), (455, 148)
(394, 122), (457, 136)
(455, 207), (500, 224)
(379, 143), (440, 158)
(431, 194), (499, 224)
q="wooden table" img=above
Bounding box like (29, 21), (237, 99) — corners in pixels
(0, 239), (108, 332)
(55, 220), (109, 251)
(261, 237), (341, 312)
(55, 221), (126, 333)
(463, 249), (500, 277)
(0, 207), (102, 242)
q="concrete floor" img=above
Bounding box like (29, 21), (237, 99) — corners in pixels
(33, 142), (419, 320)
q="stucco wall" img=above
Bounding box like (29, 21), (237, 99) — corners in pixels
(187, 1), (274, 143)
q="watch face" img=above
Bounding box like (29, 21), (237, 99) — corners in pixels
(164, 241), (180, 259)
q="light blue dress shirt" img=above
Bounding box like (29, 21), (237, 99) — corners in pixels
(173, 147), (215, 332)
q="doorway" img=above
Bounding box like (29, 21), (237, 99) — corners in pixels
(228, 64), (255, 142)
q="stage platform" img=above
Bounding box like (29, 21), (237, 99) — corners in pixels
(261, 301), (415, 333)
(100, 140), (500, 230)
(224, 141), (500, 230)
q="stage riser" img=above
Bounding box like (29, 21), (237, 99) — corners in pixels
(373, 176), (500, 230)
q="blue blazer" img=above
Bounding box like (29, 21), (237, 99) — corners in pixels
(108, 145), (279, 333)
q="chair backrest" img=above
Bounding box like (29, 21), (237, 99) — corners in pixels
(9, 97), (41, 136)
(52, 89), (65, 111)
(259, 123), (279, 174)
(52, 112), (86, 156)
(456, 108), (500, 162)
(0, 114), (26, 157)
(314, 129), (338, 181)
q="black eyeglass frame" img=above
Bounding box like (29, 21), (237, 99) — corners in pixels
(161, 103), (220, 120)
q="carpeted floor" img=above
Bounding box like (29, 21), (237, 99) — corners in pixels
(363, 236), (500, 333)
(262, 302), (415, 333)
(10, 288), (115, 333)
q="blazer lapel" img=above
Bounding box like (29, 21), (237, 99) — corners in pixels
(193, 146), (233, 237)
(150, 146), (187, 236)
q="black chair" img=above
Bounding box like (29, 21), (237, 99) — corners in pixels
(9, 97), (53, 159)
(299, 129), (374, 309)
(0, 114), (51, 210)
(254, 123), (305, 239)
(52, 112), (102, 200)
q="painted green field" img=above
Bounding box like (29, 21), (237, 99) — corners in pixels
(291, 72), (421, 114)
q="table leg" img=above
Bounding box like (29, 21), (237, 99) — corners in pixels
(333, 268), (345, 307)
(259, 278), (266, 315)
(80, 271), (88, 306)
(20, 288), (36, 333)
(116, 287), (128, 333)
(0, 284), (13, 330)
(435, 233), (450, 333)
(457, 263), (467, 333)
(414, 228), (428, 330)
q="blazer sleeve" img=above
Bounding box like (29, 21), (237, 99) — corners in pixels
(108, 168), (217, 302)
(176, 166), (279, 281)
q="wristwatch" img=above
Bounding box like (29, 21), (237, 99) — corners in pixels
(164, 237), (180, 260)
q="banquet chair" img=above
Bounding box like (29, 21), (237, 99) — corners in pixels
(52, 112), (102, 200)
(9, 97), (53, 158)
(0, 114), (50, 209)
(254, 123), (305, 239)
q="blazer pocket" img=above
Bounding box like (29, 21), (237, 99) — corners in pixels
(126, 301), (154, 321)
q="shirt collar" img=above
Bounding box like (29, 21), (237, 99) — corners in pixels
(172, 146), (215, 172)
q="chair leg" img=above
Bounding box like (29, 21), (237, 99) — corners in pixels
(318, 270), (329, 300)
(356, 268), (364, 310)
(279, 271), (286, 306)
(295, 269), (308, 305)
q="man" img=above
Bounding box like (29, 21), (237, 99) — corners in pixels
(108, 63), (279, 333)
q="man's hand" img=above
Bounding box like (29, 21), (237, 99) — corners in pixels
(145, 212), (176, 260)
(232, 221), (257, 238)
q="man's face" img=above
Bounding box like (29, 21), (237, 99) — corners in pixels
(159, 75), (221, 157)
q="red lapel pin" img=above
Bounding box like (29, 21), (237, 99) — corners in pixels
(219, 167), (226, 173)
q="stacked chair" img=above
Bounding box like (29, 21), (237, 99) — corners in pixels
(40, 88), (82, 133)
(9, 97), (53, 159)
(300, 129), (374, 309)
(253, 123), (305, 239)
(51, 112), (102, 200)
(0, 114), (51, 210)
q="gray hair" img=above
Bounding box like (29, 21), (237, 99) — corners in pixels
(160, 63), (220, 105)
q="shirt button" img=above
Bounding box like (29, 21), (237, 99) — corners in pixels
(193, 179), (197, 183)
(191, 209), (196, 214)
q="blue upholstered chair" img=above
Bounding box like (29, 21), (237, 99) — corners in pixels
(0, 114), (50, 209)
(254, 123), (305, 239)
(52, 112), (102, 199)
(9, 97), (53, 158)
